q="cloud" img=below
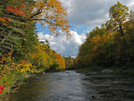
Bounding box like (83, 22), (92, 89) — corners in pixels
(37, 31), (86, 56)
(87, 30), (90, 33)
(37, 32), (44, 40)
(60, 0), (134, 27)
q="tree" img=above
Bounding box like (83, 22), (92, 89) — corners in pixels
(27, 0), (71, 38)
(108, 1), (130, 62)
(0, 0), (29, 56)
(29, 42), (49, 69)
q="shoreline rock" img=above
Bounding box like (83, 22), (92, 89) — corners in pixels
(101, 69), (114, 74)
(25, 74), (35, 78)
(85, 71), (98, 76)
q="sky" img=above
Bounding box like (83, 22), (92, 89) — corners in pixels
(36, 0), (134, 57)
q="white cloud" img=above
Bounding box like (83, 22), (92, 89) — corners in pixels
(87, 30), (90, 33)
(128, 2), (134, 8)
(37, 31), (86, 56)
(37, 32), (44, 40)
(60, 0), (134, 27)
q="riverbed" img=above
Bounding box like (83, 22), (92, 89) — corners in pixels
(8, 70), (134, 101)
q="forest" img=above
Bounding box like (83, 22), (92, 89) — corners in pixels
(74, 2), (134, 72)
(0, 0), (70, 97)
(0, 0), (134, 99)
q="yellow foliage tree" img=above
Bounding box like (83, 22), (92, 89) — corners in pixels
(27, 0), (71, 38)
(29, 42), (49, 69)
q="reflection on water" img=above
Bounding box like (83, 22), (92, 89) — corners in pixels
(8, 70), (134, 101)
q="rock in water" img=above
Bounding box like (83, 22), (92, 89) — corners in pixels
(92, 95), (96, 98)
(85, 72), (92, 76)
(101, 69), (114, 74)
(92, 71), (98, 75)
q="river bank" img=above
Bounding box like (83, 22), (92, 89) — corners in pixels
(76, 66), (134, 74)
(0, 73), (36, 101)
(0, 68), (63, 101)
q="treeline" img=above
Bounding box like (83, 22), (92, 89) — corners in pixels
(74, 2), (134, 71)
(63, 55), (75, 69)
(30, 41), (66, 72)
(0, 0), (70, 96)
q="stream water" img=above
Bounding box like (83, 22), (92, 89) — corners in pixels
(8, 70), (134, 101)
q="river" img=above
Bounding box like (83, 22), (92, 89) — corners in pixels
(8, 70), (134, 101)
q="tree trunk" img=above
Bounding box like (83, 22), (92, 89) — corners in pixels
(119, 24), (130, 62)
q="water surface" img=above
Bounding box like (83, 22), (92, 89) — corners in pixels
(9, 70), (134, 101)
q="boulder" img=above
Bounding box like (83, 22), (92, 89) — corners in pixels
(85, 72), (92, 76)
(91, 71), (98, 75)
(101, 69), (114, 74)
(25, 74), (35, 78)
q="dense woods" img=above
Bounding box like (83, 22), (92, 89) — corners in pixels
(74, 2), (134, 71)
(0, 0), (70, 96)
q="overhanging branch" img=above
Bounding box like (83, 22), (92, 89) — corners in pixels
(26, 0), (48, 21)
(32, 18), (61, 27)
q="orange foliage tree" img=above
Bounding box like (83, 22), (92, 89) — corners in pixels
(26, 0), (71, 38)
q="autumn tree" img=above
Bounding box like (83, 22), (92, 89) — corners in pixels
(29, 41), (65, 71)
(26, 0), (71, 38)
(107, 1), (130, 62)
(0, 0), (36, 58)
(29, 41), (50, 69)
(77, 25), (114, 67)
(123, 10), (134, 62)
